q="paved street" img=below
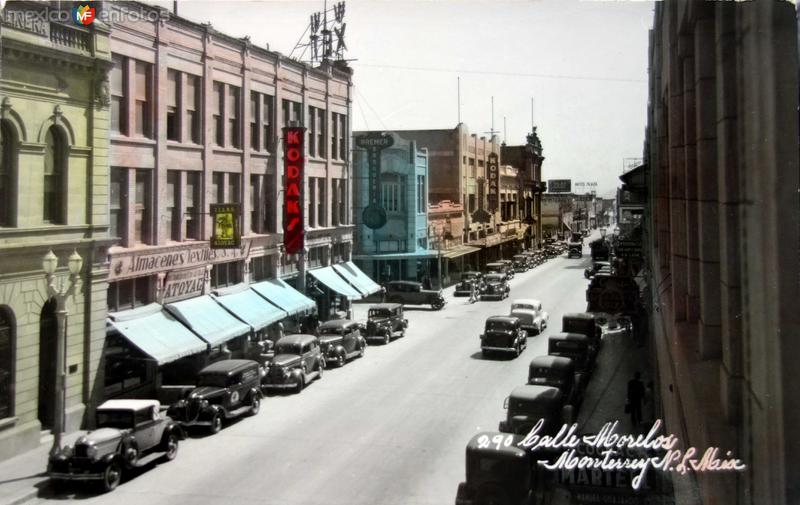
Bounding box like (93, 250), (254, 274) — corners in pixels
(36, 244), (595, 505)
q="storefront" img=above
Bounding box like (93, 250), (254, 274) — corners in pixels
(332, 262), (383, 297)
(211, 284), (288, 354)
(164, 296), (252, 363)
(308, 266), (364, 320)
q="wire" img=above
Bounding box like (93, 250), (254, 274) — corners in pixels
(355, 87), (388, 130)
(353, 92), (371, 130)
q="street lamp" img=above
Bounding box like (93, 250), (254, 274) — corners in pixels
(42, 249), (83, 457)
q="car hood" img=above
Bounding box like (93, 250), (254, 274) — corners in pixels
(80, 427), (124, 446)
(189, 386), (226, 400)
(271, 354), (302, 367)
(318, 335), (343, 346)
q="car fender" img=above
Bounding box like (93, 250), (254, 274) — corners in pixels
(248, 387), (262, 401)
(200, 404), (224, 421)
(290, 368), (304, 382)
(163, 422), (187, 441)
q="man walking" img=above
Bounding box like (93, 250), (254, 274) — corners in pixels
(627, 371), (645, 428)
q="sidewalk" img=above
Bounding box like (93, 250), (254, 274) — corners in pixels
(0, 431), (84, 505)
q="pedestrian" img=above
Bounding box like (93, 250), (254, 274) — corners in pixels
(626, 371), (645, 428)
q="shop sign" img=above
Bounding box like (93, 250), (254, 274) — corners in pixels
(210, 203), (241, 249)
(109, 241), (251, 281)
(487, 153), (499, 212)
(548, 179), (572, 193)
(283, 126), (306, 255)
(162, 267), (206, 303)
(355, 132), (394, 230)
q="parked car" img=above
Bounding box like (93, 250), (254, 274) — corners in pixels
(480, 273), (510, 301)
(167, 359), (262, 434)
(454, 271), (484, 297)
(48, 400), (185, 493)
(509, 299), (549, 335)
(262, 334), (325, 393)
(316, 319), (367, 366)
(498, 259), (516, 279)
(511, 255), (529, 272)
(485, 262), (514, 281)
(584, 261), (611, 279)
(548, 332), (593, 384)
(480, 316), (527, 357)
(562, 312), (603, 358)
(364, 303), (408, 344)
(498, 385), (572, 436)
(528, 355), (582, 410)
(384, 280), (446, 310)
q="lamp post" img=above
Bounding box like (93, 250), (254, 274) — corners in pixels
(42, 249), (83, 457)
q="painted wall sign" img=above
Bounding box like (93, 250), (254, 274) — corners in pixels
(283, 126), (306, 255)
(548, 179), (572, 193)
(210, 203), (241, 249)
(162, 267), (207, 303)
(486, 152), (499, 213)
(109, 241), (251, 281)
(355, 132), (394, 230)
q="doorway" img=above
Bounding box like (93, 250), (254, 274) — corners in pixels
(38, 298), (57, 430)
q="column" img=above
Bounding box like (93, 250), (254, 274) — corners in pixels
(668, 33), (688, 321)
(683, 35), (701, 324)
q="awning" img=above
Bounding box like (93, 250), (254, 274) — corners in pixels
(107, 303), (208, 365)
(250, 278), (316, 316)
(165, 295), (251, 347)
(441, 245), (481, 259)
(309, 266), (363, 300)
(352, 250), (438, 261)
(332, 261), (382, 296)
(211, 284), (288, 332)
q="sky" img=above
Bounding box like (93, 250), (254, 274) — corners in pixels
(152, 0), (655, 198)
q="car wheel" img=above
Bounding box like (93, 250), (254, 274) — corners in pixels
(209, 412), (222, 434)
(358, 342), (366, 357)
(482, 349), (490, 358)
(122, 439), (139, 468)
(101, 461), (122, 493)
(399, 330), (405, 338)
(294, 375), (305, 394)
(249, 395), (261, 416)
(163, 433), (179, 462)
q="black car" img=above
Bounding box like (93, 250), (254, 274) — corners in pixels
(498, 384), (571, 435)
(317, 319), (367, 367)
(167, 359), (262, 434)
(567, 242), (582, 258)
(485, 262), (514, 281)
(384, 280), (446, 310)
(454, 271), (484, 297)
(584, 261), (611, 279)
(480, 273), (510, 301)
(364, 303), (408, 344)
(512, 254), (530, 272)
(480, 316), (527, 357)
(262, 334), (325, 393)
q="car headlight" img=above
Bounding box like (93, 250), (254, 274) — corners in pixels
(85, 444), (98, 460)
(200, 399), (209, 409)
(61, 446), (73, 458)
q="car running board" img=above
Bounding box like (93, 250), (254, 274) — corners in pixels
(226, 405), (252, 418)
(132, 451), (168, 468)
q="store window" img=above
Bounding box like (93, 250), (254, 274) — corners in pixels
(108, 277), (152, 312)
(250, 254), (273, 282)
(211, 261), (242, 289)
(0, 306), (14, 419)
(43, 126), (66, 224)
(103, 331), (151, 398)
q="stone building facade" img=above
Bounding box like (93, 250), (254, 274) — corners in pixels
(0, 2), (113, 460)
(645, 2), (800, 504)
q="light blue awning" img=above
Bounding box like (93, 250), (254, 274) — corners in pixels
(250, 278), (316, 316)
(309, 266), (363, 300)
(211, 285), (288, 332)
(165, 295), (251, 347)
(108, 304), (208, 365)
(332, 261), (382, 296)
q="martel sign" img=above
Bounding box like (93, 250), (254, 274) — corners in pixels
(109, 241), (251, 281)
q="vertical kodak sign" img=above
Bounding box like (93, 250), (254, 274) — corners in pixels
(487, 152), (499, 213)
(283, 127), (306, 254)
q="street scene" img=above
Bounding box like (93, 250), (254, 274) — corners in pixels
(0, 1), (799, 505)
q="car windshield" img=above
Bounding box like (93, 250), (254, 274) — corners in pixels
(319, 325), (344, 335)
(486, 321), (512, 332)
(369, 309), (391, 318)
(275, 342), (302, 355)
(513, 304), (534, 311)
(485, 275), (504, 282)
(197, 373), (229, 387)
(96, 410), (134, 429)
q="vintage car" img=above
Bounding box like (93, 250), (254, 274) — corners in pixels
(562, 312), (603, 358)
(480, 316), (527, 357)
(262, 334), (325, 393)
(567, 242), (582, 258)
(480, 273), (510, 301)
(454, 431), (544, 505)
(498, 385), (572, 436)
(547, 332), (593, 382)
(511, 255), (530, 272)
(584, 261), (611, 279)
(364, 303), (408, 344)
(167, 359), (262, 434)
(520, 251), (539, 267)
(48, 399), (185, 492)
(528, 355), (582, 410)
(454, 271), (484, 297)
(485, 262), (514, 281)
(384, 280), (446, 310)
(509, 299), (549, 335)
(498, 259), (516, 279)
(316, 319), (367, 366)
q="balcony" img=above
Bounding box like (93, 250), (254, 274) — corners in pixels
(50, 22), (93, 53)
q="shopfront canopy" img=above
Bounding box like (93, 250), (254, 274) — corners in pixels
(441, 245), (481, 259)
(211, 284), (288, 332)
(107, 304), (208, 365)
(165, 295), (251, 348)
(309, 266), (363, 300)
(332, 261), (382, 296)
(250, 278), (317, 316)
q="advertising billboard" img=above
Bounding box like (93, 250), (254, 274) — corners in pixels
(283, 126), (306, 255)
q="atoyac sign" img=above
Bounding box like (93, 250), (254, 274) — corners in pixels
(487, 152), (499, 213)
(283, 127), (306, 255)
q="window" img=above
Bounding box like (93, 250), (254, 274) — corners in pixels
(109, 168), (126, 239)
(133, 61), (152, 138)
(308, 106), (316, 157)
(0, 121), (15, 226)
(185, 75), (201, 143)
(227, 86), (240, 148)
(381, 175), (403, 213)
(228, 173), (240, 203)
(185, 172), (201, 239)
(338, 114), (347, 160)
(43, 126), (66, 224)
(263, 173), (275, 233)
(0, 306), (14, 419)
(250, 255), (273, 282)
(417, 175), (426, 213)
(211, 172), (224, 204)
(213, 82), (224, 146)
(317, 178), (325, 227)
(250, 92), (259, 151)
(332, 179), (342, 226)
(134, 170), (151, 244)
(331, 112), (339, 159)
(469, 158), (476, 178)
(308, 177), (317, 228)
(166, 171), (180, 241)
(166, 69), (179, 141)
(110, 55), (126, 135)
(211, 261), (241, 288)
(107, 277), (151, 312)
(250, 175), (260, 233)
(282, 99), (302, 127)
(468, 194), (476, 213)
(317, 108), (326, 158)
(262, 95), (273, 151)
(307, 247), (323, 268)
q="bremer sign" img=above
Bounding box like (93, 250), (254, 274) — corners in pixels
(283, 126), (306, 255)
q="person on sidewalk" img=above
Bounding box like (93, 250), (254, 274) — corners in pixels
(627, 371), (645, 428)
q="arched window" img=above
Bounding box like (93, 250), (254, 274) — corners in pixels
(0, 306), (15, 420)
(0, 120), (15, 226)
(43, 126), (67, 224)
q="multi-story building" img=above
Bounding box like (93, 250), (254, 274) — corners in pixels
(101, 2), (356, 397)
(352, 131), (435, 284)
(0, 2), (113, 460)
(644, 2), (799, 504)
(501, 127), (546, 249)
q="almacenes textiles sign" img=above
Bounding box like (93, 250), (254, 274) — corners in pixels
(283, 127), (305, 255)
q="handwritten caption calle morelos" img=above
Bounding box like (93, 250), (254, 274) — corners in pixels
(479, 419), (747, 490)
